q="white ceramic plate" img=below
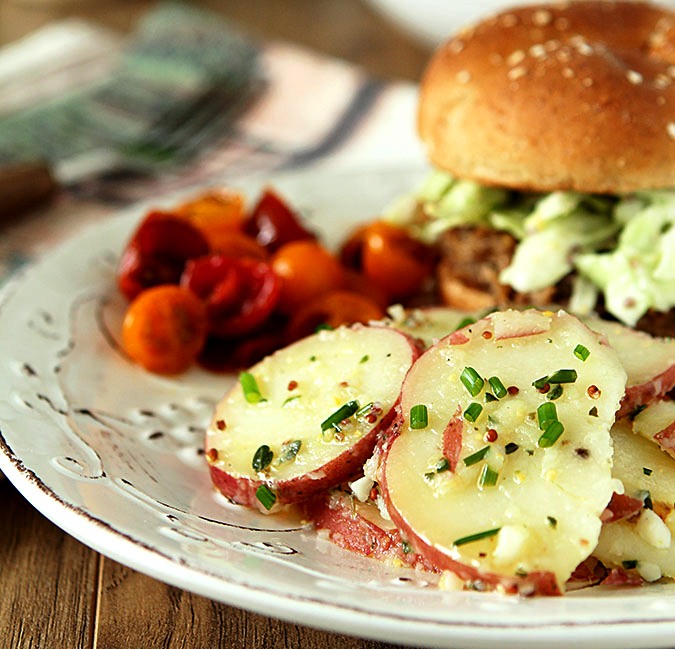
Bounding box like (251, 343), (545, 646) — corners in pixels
(1, 166), (675, 649)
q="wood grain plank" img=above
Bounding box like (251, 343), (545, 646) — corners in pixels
(0, 481), (99, 649)
(95, 557), (409, 649)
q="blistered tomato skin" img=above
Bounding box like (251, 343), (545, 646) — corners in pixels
(117, 211), (209, 301)
(181, 254), (281, 337)
(122, 285), (208, 375)
(243, 188), (316, 252)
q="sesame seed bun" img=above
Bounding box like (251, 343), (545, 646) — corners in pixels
(417, 1), (675, 194)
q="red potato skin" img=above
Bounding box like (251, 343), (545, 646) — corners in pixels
(654, 418), (675, 456)
(379, 411), (562, 596)
(618, 364), (675, 418)
(207, 329), (422, 513)
(301, 492), (438, 572)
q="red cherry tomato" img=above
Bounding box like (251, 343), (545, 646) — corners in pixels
(243, 188), (315, 252)
(117, 211), (209, 301)
(181, 254), (281, 337)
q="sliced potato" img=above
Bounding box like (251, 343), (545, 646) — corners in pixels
(632, 399), (675, 458)
(206, 324), (419, 513)
(582, 316), (675, 417)
(595, 420), (675, 581)
(381, 309), (626, 594)
(385, 305), (478, 349)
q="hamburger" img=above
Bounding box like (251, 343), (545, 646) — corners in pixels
(389, 0), (674, 336)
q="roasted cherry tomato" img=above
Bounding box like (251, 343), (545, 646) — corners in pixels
(181, 254), (281, 337)
(285, 289), (385, 341)
(271, 240), (346, 313)
(243, 188), (315, 252)
(117, 211), (209, 301)
(122, 285), (208, 375)
(174, 189), (246, 249)
(340, 221), (435, 302)
(206, 230), (268, 260)
(198, 326), (286, 373)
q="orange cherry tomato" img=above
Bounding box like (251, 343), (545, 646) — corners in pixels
(122, 285), (208, 375)
(206, 230), (268, 260)
(174, 190), (246, 248)
(341, 221), (435, 302)
(285, 289), (385, 341)
(271, 240), (347, 313)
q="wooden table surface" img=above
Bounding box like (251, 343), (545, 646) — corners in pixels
(0, 2), (435, 647)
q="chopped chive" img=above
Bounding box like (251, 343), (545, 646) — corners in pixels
(315, 323), (333, 332)
(537, 402), (558, 430)
(455, 317), (476, 330)
(532, 375), (550, 390)
(546, 384), (564, 401)
(252, 445), (274, 472)
(463, 446), (490, 466)
(588, 406), (599, 417)
(485, 392), (498, 403)
(359, 354), (370, 364)
(622, 559), (638, 570)
(436, 457), (450, 473)
(453, 527), (501, 547)
(282, 395), (301, 407)
(538, 420), (565, 447)
(574, 344), (591, 361)
(505, 442), (519, 455)
(402, 541), (413, 554)
(547, 368), (577, 384)
(547, 516), (558, 528)
(460, 367), (484, 397)
(321, 400), (360, 432)
(255, 484), (276, 510)
(410, 404), (429, 429)
(278, 440), (302, 463)
(630, 404), (647, 420)
(640, 490), (654, 510)
(463, 402), (483, 423)
(488, 376), (507, 399)
(240, 372), (266, 404)
(643, 467), (653, 476)
(478, 464), (499, 488)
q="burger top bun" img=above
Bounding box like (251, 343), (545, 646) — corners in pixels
(418, 1), (675, 194)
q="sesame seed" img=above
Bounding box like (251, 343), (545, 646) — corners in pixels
(544, 39), (560, 51)
(575, 41), (593, 56)
(669, 66), (675, 78)
(507, 50), (526, 66)
(556, 48), (572, 63)
(562, 67), (574, 78)
(668, 123), (675, 140)
(456, 70), (472, 84)
(501, 13), (518, 27)
(626, 70), (643, 85)
(554, 17), (570, 30)
(582, 77), (594, 87)
(655, 74), (671, 89)
(449, 39), (465, 54)
(532, 9), (552, 26)
(657, 96), (666, 106)
(508, 66), (527, 80)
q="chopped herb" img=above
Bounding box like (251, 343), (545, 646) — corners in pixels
(279, 440), (302, 463)
(455, 317), (476, 330)
(321, 400), (360, 433)
(359, 354), (370, 364)
(622, 559), (638, 570)
(515, 568), (529, 578)
(588, 406), (599, 417)
(252, 445), (274, 472)
(282, 395), (301, 407)
(537, 402), (558, 430)
(642, 491), (654, 510)
(488, 376), (507, 399)
(410, 404), (429, 429)
(309, 355), (317, 362)
(255, 484), (276, 510)
(436, 457), (450, 473)
(463, 446), (490, 466)
(629, 404), (647, 420)
(547, 368), (578, 384)
(546, 384), (564, 401)
(532, 375), (550, 390)
(478, 464), (499, 488)
(402, 541), (413, 554)
(485, 392), (498, 403)
(538, 420), (565, 447)
(460, 367), (484, 397)
(453, 527), (501, 547)
(315, 323), (333, 332)
(505, 442), (519, 455)
(239, 372), (266, 404)
(643, 467), (653, 476)
(464, 402), (483, 423)
(547, 516), (558, 528)
(574, 344), (591, 361)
